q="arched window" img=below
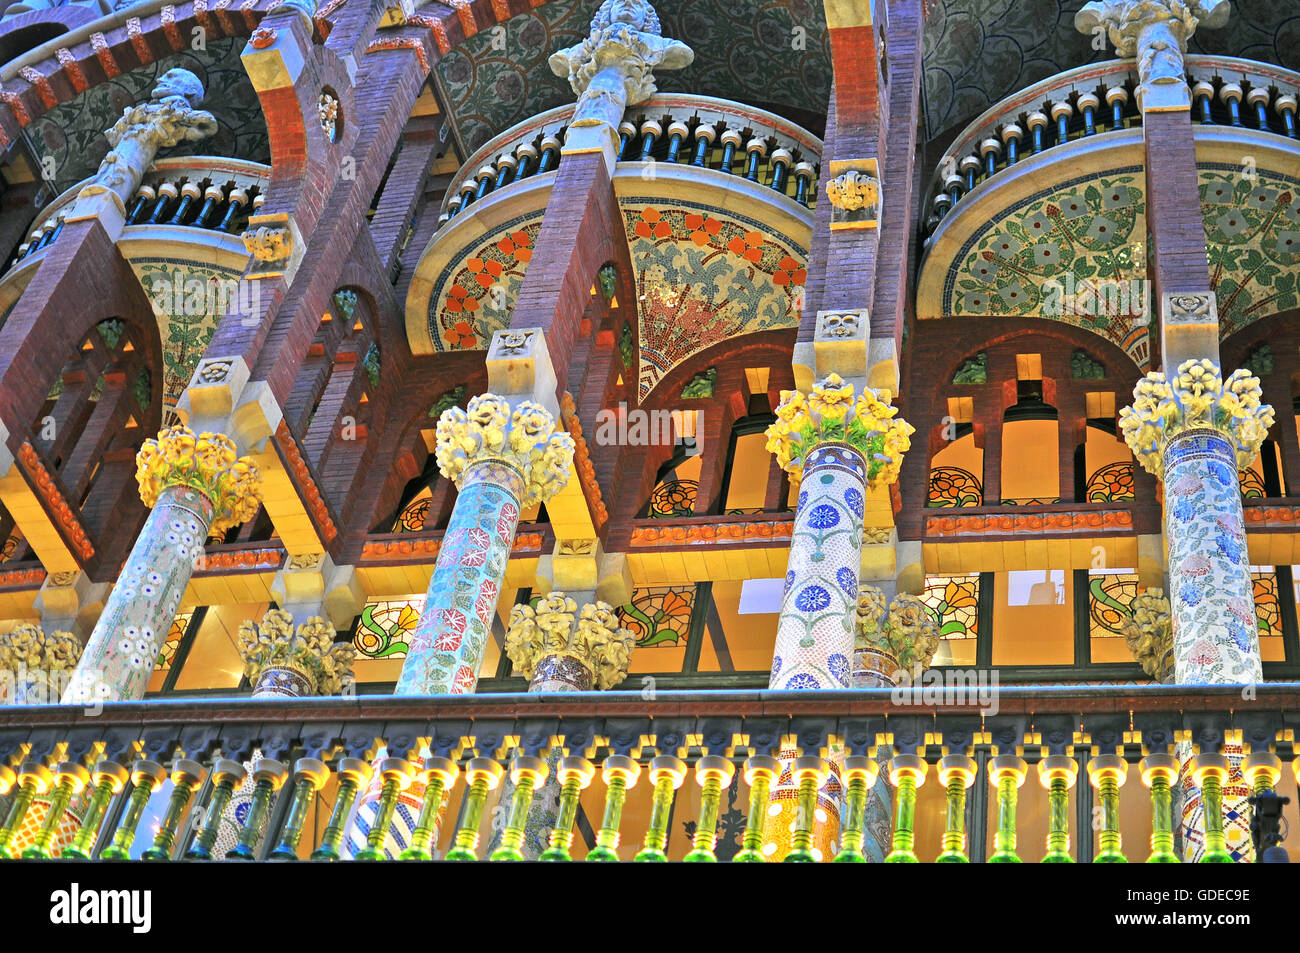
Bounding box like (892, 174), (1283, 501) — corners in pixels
(1000, 372), (1060, 505)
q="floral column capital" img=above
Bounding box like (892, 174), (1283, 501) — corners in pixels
(1121, 589), (1175, 682)
(136, 426), (262, 536)
(853, 588), (941, 686)
(765, 373), (914, 484)
(236, 609), (356, 697)
(0, 624), (80, 704)
(1119, 358), (1275, 479)
(505, 592), (635, 691)
(435, 394), (576, 509)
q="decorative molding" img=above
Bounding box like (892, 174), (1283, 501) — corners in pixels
(0, 568), (46, 589)
(360, 531), (545, 561)
(560, 392), (608, 530)
(825, 159), (880, 229)
(17, 442), (94, 561)
(191, 546), (286, 573)
(925, 509), (1134, 537)
(274, 422), (339, 544)
(630, 519), (794, 547)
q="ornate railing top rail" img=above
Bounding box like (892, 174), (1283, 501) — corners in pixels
(7, 156), (270, 271)
(924, 54), (1300, 236)
(439, 93), (824, 220)
(2, 683), (1297, 731)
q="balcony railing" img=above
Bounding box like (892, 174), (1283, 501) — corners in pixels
(438, 94), (823, 226)
(924, 56), (1300, 236)
(9, 156), (270, 270)
(0, 684), (1292, 862)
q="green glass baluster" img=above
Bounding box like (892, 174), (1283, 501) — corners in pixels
(885, 755), (926, 863)
(310, 758), (372, 861)
(490, 755), (549, 861)
(184, 760), (246, 860)
(22, 762), (88, 859)
(1088, 754), (1127, 863)
(1244, 751), (1281, 797)
(99, 761), (166, 860)
(269, 758), (330, 860)
(834, 756), (879, 863)
(62, 761), (129, 860)
(0, 762), (52, 859)
(141, 760), (206, 861)
(445, 758), (505, 861)
(784, 756), (829, 863)
(733, 755), (779, 863)
(1192, 754), (1233, 864)
(226, 759), (288, 860)
(540, 756), (595, 862)
(400, 757), (459, 861)
(586, 755), (640, 862)
(1039, 755), (1077, 863)
(935, 754), (976, 863)
(634, 756), (686, 862)
(684, 756), (735, 863)
(1140, 754), (1179, 864)
(987, 755), (1027, 864)
(355, 757), (415, 861)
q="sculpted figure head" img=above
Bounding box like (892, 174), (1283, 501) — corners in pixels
(152, 68), (206, 109)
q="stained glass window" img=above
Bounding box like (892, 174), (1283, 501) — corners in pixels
(928, 467), (983, 507)
(0, 527), (20, 563)
(1088, 571), (1138, 638)
(354, 597), (426, 660)
(1239, 468), (1267, 499)
(920, 575), (979, 639)
(1252, 570), (1282, 637)
(618, 587), (695, 648)
(155, 612), (192, 671)
(393, 487), (433, 533)
(1085, 463), (1136, 503)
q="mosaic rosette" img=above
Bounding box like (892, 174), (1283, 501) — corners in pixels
(769, 443), (865, 691)
(1163, 429), (1262, 686)
(64, 484), (214, 703)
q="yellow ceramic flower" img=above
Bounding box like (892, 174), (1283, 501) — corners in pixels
(809, 373), (855, 421)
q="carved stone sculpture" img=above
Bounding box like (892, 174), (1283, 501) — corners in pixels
(77, 68), (218, 213)
(548, 0), (693, 129)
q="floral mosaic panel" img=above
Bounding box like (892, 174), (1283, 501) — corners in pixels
(130, 259), (246, 405)
(624, 201), (805, 398)
(1251, 570), (1282, 638)
(426, 215), (543, 351)
(618, 586), (695, 648)
(928, 466), (982, 507)
(945, 170), (1150, 368)
(1201, 166), (1300, 337)
(435, 1), (831, 154)
(920, 574), (979, 640)
(1088, 571), (1137, 639)
(24, 35), (269, 196)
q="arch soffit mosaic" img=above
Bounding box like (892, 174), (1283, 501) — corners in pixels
(919, 131), (1300, 373)
(405, 168), (812, 401)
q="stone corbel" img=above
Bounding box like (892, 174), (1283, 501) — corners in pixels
(241, 16), (312, 93)
(34, 570), (109, 641)
(1159, 291), (1219, 371)
(825, 157), (880, 230)
(272, 552), (366, 631)
(793, 308), (869, 392)
(241, 212), (304, 282)
(486, 327), (561, 418)
(175, 357), (283, 456)
(538, 542), (633, 608)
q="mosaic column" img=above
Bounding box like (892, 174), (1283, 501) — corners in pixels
(764, 374), (914, 691)
(1121, 357), (1274, 861)
(483, 592), (635, 859)
(394, 395), (574, 696)
(63, 427), (260, 704)
(850, 588), (941, 863)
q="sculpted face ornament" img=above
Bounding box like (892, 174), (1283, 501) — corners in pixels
(819, 311), (860, 339)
